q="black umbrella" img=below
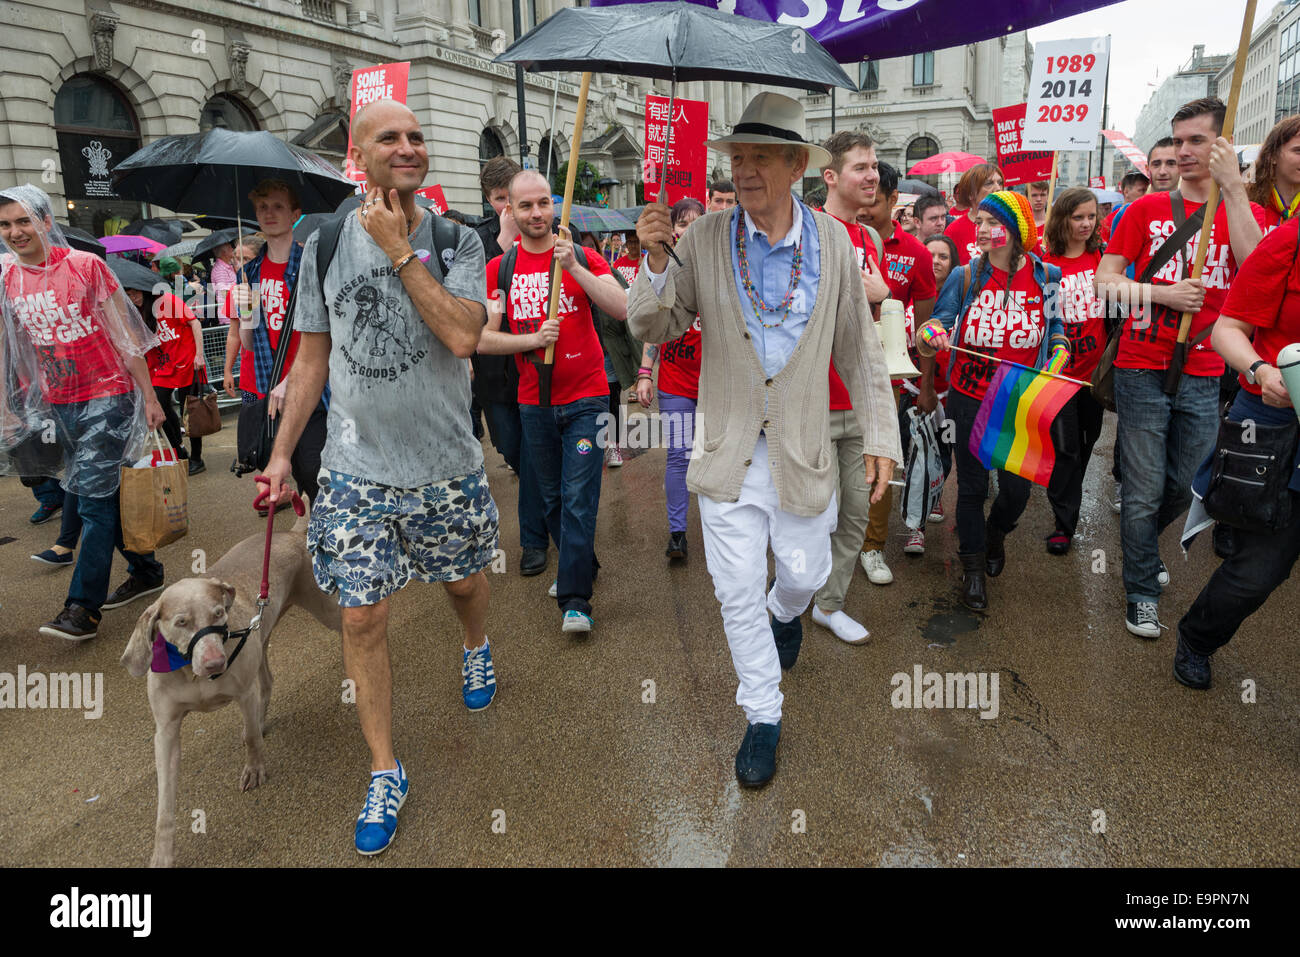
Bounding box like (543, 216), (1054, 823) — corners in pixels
(897, 178), (942, 198)
(120, 218), (184, 246)
(193, 228), (244, 262)
(63, 227), (107, 259)
(107, 256), (165, 293)
(110, 128), (357, 221)
(191, 214), (262, 232)
(497, 4), (854, 405)
(497, 2), (855, 92)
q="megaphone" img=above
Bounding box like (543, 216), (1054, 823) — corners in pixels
(1276, 342), (1300, 420)
(875, 299), (921, 379)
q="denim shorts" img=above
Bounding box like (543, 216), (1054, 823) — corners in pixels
(307, 466), (499, 607)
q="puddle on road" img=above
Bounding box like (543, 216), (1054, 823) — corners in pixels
(912, 597), (982, 648)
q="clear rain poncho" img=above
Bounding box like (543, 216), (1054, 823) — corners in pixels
(0, 184), (159, 498)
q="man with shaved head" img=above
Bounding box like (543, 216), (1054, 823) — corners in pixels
(262, 99), (497, 856)
(479, 168), (628, 635)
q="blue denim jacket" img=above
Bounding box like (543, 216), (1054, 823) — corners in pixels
(930, 254), (1067, 382)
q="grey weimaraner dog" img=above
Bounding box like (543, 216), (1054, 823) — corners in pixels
(121, 508), (340, 867)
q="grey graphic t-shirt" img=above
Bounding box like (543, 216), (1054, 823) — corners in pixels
(295, 212), (488, 488)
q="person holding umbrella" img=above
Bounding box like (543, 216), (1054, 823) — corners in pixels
(260, 99), (497, 857)
(628, 93), (902, 788)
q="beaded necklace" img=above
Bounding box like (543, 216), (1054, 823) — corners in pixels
(735, 210), (804, 329)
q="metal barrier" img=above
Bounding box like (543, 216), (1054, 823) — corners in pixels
(200, 325), (243, 409)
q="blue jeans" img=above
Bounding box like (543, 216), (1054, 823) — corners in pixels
(485, 399), (548, 551)
(1114, 368), (1219, 603)
(67, 487), (164, 616)
(31, 478), (63, 509)
(519, 396), (606, 615)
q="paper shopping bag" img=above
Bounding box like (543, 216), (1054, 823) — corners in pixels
(120, 430), (189, 553)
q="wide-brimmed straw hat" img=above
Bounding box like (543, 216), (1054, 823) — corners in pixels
(705, 92), (831, 169)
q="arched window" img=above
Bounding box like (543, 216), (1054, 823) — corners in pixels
(54, 74), (143, 235)
(480, 128), (506, 168)
(905, 135), (941, 190)
(200, 94), (259, 133)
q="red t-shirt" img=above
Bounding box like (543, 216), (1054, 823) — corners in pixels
(948, 261), (1048, 401)
(1043, 249), (1106, 380)
(612, 254), (641, 286)
(228, 257), (298, 398)
(827, 213), (883, 411)
(1107, 190), (1267, 377)
(658, 315), (702, 401)
(486, 244), (613, 406)
(1220, 216), (1300, 395)
(3, 247), (135, 404)
(148, 293), (198, 389)
(944, 213), (981, 265)
(1261, 204), (1287, 234)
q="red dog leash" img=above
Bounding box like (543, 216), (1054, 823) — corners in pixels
(251, 476), (305, 630)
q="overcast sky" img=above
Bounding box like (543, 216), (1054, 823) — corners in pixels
(1026, 0), (1277, 134)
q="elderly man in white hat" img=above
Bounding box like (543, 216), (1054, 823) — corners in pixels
(629, 92), (902, 787)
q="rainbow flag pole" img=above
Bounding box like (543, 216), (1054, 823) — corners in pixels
(964, 350), (1083, 487)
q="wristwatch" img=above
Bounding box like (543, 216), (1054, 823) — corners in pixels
(1246, 359), (1269, 385)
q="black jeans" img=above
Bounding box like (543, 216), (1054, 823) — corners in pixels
(1046, 388), (1104, 537)
(154, 383), (203, 461)
(1179, 489), (1300, 655)
(948, 390), (1032, 555)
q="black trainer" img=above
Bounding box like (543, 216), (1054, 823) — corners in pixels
(519, 547), (547, 577)
(735, 720), (781, 788)
(102, 575), (164, 610)
(39, 604), (101, 641)
(666, 531), (687, 561)
(187, 458), (206, 476)
(1173, 631), (1211, 689)
(771, 613), (803, 670)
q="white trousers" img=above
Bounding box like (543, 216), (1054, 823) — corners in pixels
(698, 435), (836, 724)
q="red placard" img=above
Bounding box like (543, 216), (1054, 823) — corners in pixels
(1100, 130), (1149, 177)
(1089, 176), (1106, 188)
(643, 94), (708, 206)
(415, 185), (448, 214)
(343, 61), (411, 190)
(992, 104), (1055, 187)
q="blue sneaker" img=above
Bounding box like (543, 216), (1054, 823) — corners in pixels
(29, 502), (61, 525)
(562, 610), (592, 633)
(354, 761), (408, 856)
(462, 641), (496, 711)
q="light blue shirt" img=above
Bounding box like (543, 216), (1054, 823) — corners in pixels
(730, 198), (821, 379)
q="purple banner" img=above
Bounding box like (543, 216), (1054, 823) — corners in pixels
(591, 0), (1123, 62)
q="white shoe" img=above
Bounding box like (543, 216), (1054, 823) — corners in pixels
(903, 529), (925, 555)
(859, 549), (894, 584)
(605, 445), (624, 467)
(927, 500), (944, 524)
(1157, 560), (1170, 587)
(1112, 482), (1122, 514)
(548, 579), (557, 598)
(811, 606), (870, 644)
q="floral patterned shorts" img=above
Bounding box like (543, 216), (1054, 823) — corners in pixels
(307, 466), (499, 607)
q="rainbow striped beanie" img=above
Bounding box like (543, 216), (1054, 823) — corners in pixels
(979, 189), (1038, 250)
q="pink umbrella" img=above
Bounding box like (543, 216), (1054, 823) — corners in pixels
(907, 152), (988, 176)
(101, 234), (166, 255)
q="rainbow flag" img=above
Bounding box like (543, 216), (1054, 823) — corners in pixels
(969, 363), (1080, 487)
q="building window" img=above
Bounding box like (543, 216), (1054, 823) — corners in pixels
(200, 94), (259, 133)
(54, 74), (144, 235)
(912, 52), (934, 87)
(469, 0), (481, 27)
(527, 0), (538, 30)
(905, 135), (940, 185)
(859, 60), (879, 92)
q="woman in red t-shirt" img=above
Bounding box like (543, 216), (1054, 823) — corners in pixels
(138, 280), (205, 470)
(636, 199), (704, 560)
(1041, 187), (1107, 554)
(917, 190), (1069, 610)
(944, 164), (1004, 265)
(1246, 114), (1300, 232)
(1175, 214), (1300, 687)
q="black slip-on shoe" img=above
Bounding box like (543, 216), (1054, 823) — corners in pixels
(735, 721), (781, 788)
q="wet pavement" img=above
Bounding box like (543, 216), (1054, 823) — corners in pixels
(1, 411), (1297, 867)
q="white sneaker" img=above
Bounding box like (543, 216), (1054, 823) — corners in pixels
(903, 529), (925, 555)
(1157, 560), (1170, 587)
(1112, 482), (1122, 514)
(548, 579), (557, 598)
(859, 549), (894, 584)
(811, 606), (870, 644)
(927, 500), (944, 524)
(606, 445), (624, 467)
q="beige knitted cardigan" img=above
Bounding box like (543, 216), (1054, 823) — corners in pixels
(627, 207), (903, 517)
